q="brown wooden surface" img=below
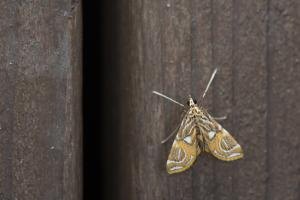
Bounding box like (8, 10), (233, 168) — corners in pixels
(0, 1), (82, 199)
(116, 0), (300, 200)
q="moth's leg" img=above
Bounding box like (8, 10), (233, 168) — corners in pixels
(161, 124), (180, 144)
(161, 111), (187, 144)
(213, 116), (227, 121)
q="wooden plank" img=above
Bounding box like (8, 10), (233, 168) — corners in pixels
(0, 2), (16, 198)
(266, 0), (300, 199)
(0, 1), (82, 199)
(131, 0), (168, 199)
(118, 0), (166, 199)
(211, 1), (235, 200)
(231, 1), (268, 199)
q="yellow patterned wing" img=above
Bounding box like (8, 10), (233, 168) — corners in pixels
(204, 123), (243, 161)
(166, 127), (200, 174)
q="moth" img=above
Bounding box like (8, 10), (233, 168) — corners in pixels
(153, 69), (243, 174)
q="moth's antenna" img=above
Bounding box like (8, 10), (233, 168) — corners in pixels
(152, 91), (184, 107)
(202, 68), (218, 98)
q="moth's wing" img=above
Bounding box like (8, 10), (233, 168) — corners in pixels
(166, 127), (200, 174)
(205, 122), (243, 161)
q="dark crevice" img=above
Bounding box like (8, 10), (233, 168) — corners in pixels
(82, 1), (120, 199)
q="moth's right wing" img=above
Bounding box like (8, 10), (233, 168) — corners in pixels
(166, 126), (200, 174)
(205, 122), (243, 161)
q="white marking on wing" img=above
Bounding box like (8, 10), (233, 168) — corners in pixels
(184, 136), (192, 144)
(167, 149), (186, 165)
(227, 152), (241, 158)
(187, 155), (194, 165)
(208, 131), (216, 139)
(169, 155), (195, 171)
(178, 148), (182, 160)
(170, 166), (183, 171)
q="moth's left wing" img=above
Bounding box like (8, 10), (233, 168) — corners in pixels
(166, 127), (200, 174)
(204, 122), (243, 161)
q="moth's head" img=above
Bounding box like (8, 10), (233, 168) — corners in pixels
(187, 95), (197, 107)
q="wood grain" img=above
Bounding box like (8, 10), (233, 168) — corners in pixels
(231, 1), (269, 200)
(0, 1), (82, 199)
(1, 0), (300, 199)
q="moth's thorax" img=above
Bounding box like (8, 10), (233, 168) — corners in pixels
(186, 104), (215, 131)
(187, 105), (203, 117)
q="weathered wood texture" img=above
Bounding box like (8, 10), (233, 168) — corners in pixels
(0, 1), (82, 199)
(116, 0), (300, 199)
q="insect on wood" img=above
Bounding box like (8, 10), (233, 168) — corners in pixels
(153, 69), (243, 174)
